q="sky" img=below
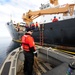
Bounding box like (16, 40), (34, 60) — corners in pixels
(0, 0), (75, 38)
(0, 0), (46, 38)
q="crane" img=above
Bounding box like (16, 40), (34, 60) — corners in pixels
(22, 2), (75, 25)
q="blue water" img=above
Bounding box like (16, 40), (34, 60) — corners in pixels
(0, 37), (20, 68)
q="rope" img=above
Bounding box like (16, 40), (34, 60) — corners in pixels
(12, 39), (22, 43)
(54, 49), (75, 55)
(47, 48), (50, 62)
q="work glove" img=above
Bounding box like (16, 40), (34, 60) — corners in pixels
(33, 50), (37, 57)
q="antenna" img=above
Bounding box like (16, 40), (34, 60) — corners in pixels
(10, 14), (12, 22)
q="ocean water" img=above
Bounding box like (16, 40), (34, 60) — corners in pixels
(0, 37), (20, 68)
(0, 37), (11, 67)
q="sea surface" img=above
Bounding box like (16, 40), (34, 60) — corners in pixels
(0, 37), (20, 68)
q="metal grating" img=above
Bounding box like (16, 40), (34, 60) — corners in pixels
(1, 62), (11, 75)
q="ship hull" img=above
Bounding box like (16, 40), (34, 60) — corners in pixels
(7, 18), (75, 48)
(6, 21), (24, 40)
(33, 18), (75, 47)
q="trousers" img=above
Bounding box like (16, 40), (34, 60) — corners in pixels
(23, 50), (34, 75)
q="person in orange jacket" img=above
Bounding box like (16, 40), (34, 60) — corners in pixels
(52, 16), (58, 22)
(35, 22), (38, 28)
(31, 23), (35, 30)
(21, 28), (37, 75)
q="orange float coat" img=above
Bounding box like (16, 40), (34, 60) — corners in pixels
(52, 18), (58, 22)
(21, 33), (36, 52)
(36, 22), (38, 27)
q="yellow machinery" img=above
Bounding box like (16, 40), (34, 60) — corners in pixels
(22, 0), (75, 25)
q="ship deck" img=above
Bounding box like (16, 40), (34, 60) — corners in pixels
(17, 57), (52, 75)
(1, 45), (75, 75)
(17, 45), (75, 75)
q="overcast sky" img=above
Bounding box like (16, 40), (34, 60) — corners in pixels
(0, 0), (75, 37)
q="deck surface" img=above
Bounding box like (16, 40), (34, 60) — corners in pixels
(17, 57), (52, 75)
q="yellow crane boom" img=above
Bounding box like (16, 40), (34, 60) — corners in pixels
(22, 4), (75, 25)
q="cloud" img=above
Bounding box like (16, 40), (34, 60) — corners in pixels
(0, 0), (46, 22)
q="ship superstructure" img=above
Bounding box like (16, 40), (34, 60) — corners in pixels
(39, 0), (75, 24)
